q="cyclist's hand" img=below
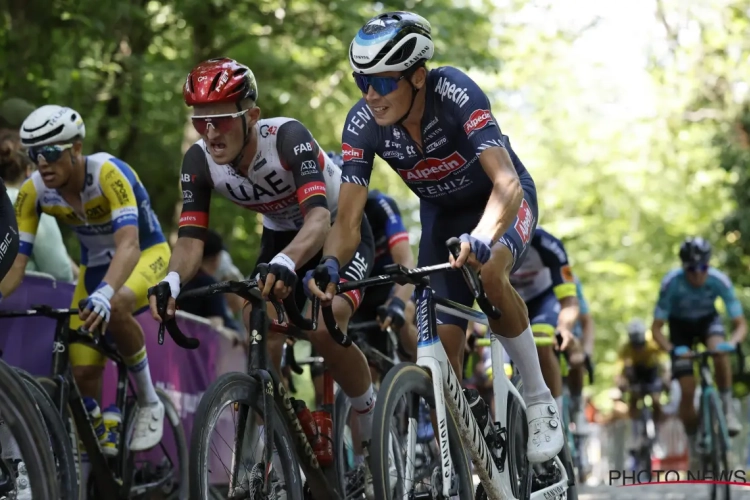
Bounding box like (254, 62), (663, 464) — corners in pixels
(80, 283), (115, 334)
(672, 345), (691, 358)
(716, 341), (736, 353)
(260, 255), (297, 300)
(378, 297), (406, 331)
(557, 327), (575, 352)
(148, 272), (180, 322)
(451, 234), (492, 269)
(304, 257), (340, 303)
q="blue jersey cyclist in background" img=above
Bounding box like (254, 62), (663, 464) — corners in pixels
(509, 228), (581, 418)
(651, 237), (746, 459)
(307, 14), (564, 491)
(1, 105), (169, 452)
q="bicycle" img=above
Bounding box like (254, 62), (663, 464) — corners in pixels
(0, 357), (60, 499)
(679, 346), (743, 500)
(0, 305), (188, 499)
(558, 350), (594, 486)
(320, 238), (576, 500)
(156, 264), (377, 499)
(622, 382), (658, 475)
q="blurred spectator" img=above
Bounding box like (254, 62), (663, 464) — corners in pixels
(179, 229), (239, 331)
(0, 98), (35, 148)
(0, 135), (75, 282)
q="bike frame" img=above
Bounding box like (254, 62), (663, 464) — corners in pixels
(413, 284), (569, 500)
(696, 354), (731, 457)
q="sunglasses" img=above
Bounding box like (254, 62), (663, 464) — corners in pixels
(191, 109), (248, 135)
(27, 144), (73, 164)
(353, 73), (405, 96)
(685, 263), (709, 273)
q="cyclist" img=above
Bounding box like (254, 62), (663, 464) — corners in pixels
(306, 11), (564, 476)
(651, 237), (746, 452)
(509, 227), (581, 417)
(1, 105), (169, 451)
(308, 153), (416, 393)
(616, 319), (668, 451)
(568, 275), (594, 429)
(147, 59), (380, 481)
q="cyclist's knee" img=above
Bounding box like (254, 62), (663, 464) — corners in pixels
(109, 289), (136, 321)
(311, 296), (353, 347)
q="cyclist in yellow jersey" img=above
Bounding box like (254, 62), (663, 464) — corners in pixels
(616, 319), (668, 449)
(0, 105), (170, 452)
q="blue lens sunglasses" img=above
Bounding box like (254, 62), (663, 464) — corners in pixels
(27, 144), (74, 164)
(353, 73), (405, 96)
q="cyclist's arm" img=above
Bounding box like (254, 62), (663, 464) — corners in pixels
(33, 214), (74, 282)
(580, 313), (595, 355)
(0, 180), (38, 298)
(442, 69), (522, 243)
(716, 271), (747, 344)
(276, 121), (331, 267)
(321, 105), (376, 265)
(171, 144), (213, 283)
(652, 272), (676, 351)
(99, 162), (141, 291)
(378, 194), (415, 303)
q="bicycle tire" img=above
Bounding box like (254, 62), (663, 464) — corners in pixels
(0, 359), (59, 499)
(708, 392), (730, 500)
(512, 375), (578, 500)
(371, 363), (473, 500)
(189, 372), (304, 500)
(14, 369), (80, 500)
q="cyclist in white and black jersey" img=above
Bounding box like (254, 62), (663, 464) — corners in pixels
(148, 59), (379, 466)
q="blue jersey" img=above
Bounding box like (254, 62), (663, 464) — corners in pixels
(654, 268), (743, 321)
(340, 66), (533, 209)
(509, 227), (577, 303)
(364, 190), (409, 275)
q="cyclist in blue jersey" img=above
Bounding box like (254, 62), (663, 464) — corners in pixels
(306, 13), (564, 486)
(568, 276), (595, 429)
(509, 228), (581, 413)
(651, 237), (746, 447)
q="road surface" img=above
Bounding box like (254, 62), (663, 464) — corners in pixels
(578, 483), (750, 499)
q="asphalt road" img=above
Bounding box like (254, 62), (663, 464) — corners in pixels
(578, 483), (750, 499)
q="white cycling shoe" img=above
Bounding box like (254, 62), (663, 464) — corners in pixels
(130, 400), (165, 451)
(526, 398), (565, 463)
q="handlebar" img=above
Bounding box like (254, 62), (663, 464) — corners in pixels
(155, 264), (334, 350)
(0, 305), (79, 319)
(445, 237), (502, 320)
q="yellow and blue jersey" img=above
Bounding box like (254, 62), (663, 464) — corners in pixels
(15, 153), (165, 267)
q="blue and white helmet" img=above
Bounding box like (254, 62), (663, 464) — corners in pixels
(349, 11), (434, 75)
(20, 105), (86, 148)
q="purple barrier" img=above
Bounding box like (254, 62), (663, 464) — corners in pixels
(0, 273), (244, 484)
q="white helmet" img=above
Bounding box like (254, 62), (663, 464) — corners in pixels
(627, 319), (647, 344)
(349, 11), (434, 75)
(20, 105), (86, 148)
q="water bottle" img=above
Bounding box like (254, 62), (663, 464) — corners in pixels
(101, 405), (122, 457)
(291, 399), (319, 444)
(311, 410), (334, 466)
(83, 397), (107, 447)
(464, 388), (497, 449)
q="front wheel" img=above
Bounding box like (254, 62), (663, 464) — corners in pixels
(189, 372), (304, 500)
(371, 363), (473, 500)
(706, 392), (730, 500)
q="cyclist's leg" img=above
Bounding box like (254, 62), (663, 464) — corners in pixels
(306, 217), (375, 443)
(703, 315), (740, 434)
(69, 265), (108, 400)
(644, 367), (664, 423)
(116, 242), (170, 451)
(669, 317), (700, 464)
(526, 291), (563, 412)
(352, 282), (392, 385)
(567, 325), (586, 427)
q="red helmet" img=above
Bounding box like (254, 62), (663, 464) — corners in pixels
(183, 58), (258, 106)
